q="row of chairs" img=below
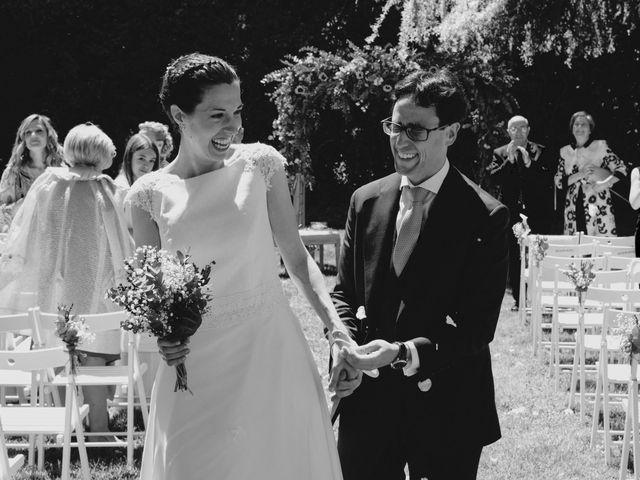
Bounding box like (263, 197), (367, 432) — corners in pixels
(517, 233), (640, 478)
(0, 307), (149, 479)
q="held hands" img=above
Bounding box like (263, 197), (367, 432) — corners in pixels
(328, 330), (363, 400)
(158, 337), (190, 366)
(341, 339), (400, 371)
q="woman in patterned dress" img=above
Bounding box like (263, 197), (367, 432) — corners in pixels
(554, 111), (627, 236)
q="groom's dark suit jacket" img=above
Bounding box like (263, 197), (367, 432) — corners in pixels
(332, 166), (508, 467)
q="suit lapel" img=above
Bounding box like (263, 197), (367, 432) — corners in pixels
(363, 174), (401, 315)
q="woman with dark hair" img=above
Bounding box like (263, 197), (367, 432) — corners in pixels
(137, 121), (174, 167)
(114, 132), (160, 188)
(554, 111), (626, 235)
(0, 114), (64, 228)
(127, 53), (353, 479)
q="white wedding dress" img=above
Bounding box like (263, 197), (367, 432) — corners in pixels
(128, 143), (342, 480)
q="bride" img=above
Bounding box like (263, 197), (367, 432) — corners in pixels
(127, 53), (360, 479)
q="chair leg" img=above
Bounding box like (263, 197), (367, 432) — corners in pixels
(620, 402), (631, 480)
(569, 345), (579, 409)
(603, 379), (612, 465)
(591, 366), (602, 448)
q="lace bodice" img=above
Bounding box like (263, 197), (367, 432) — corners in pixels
(124, 142), (286, 299)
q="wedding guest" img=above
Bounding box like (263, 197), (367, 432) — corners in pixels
(554, 111), (626, 236)
(114, 133), (161, 189)
(487, 115), (554, 310)
(128, 52), (355, 479)
(0, 123), (132, 441)
(138, 121), (174, 167)
(0, 114), (64, 212)
(629, 167), (640, 255)
(332, 68), (508, 480)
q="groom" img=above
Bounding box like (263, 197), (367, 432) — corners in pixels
(331, 68), (509, 480)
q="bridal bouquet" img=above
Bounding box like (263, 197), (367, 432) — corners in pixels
(56, 305), (95, 374)
(615, 312), (640, 359)
(106, 246), (214, 393)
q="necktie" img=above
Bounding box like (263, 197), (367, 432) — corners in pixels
(393, 186), (433, 275)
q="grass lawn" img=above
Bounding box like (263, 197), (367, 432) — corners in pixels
(8, 247), (632, 478)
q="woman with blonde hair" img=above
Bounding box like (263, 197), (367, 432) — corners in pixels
(0, 114), (64, 228)
(0, 123), (132, 440)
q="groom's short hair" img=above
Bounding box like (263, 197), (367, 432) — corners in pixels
(394, 68), (468, 126)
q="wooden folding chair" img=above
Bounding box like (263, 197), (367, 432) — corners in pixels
(32, 308), (148, 467)
(0, 347), (90, 480)
(0, 414), (24, 480)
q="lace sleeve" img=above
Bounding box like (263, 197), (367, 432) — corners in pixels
(243, 143), (287, 190)
(124, 173), (160, 222)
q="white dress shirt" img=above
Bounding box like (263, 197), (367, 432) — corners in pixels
(396, 160), (450, 376)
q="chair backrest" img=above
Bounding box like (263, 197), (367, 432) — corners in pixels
(605, 255), (639, 271)
(590, 269), (631, 288)
(0, 312), (31, 335)
(581, 234), (635, 247)
(542, 234), (581, 245)
(585, 286), (640, 310)
(0, 347), (67, 372)
(545, 242), (596, 257)
(538, 255), (607, 277)
(31, 308), (126, 347)
(595, 243), (636, 257)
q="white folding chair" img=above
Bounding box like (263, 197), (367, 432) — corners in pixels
(518, 234), (581, 326)
(0, 313), (33, 407)
(0, 346), (90, 480)
(582, 234), (635, 247)
(32, 308), (148, 466)
(587, 306), (640, 465)
(619, 354), (640, 480)
(595, 243), (636, 258)
(0, 415), (25, 480)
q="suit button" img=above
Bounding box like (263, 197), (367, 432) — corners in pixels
(418, 378), (432, 392)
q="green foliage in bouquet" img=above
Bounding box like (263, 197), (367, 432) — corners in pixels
(106, 246), (214, 393)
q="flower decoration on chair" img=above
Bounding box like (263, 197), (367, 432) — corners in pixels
(56, 305), (96, 375)
(614, 312), (640, 360)
(529, 234), (549, 268)
(563, 260), (596, 293)
(106, 245), (214, 394)
(512, 213), (531, 246)
(563, 260), (596, 307)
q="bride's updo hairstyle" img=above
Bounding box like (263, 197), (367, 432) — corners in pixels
(159, 53), (239, 127)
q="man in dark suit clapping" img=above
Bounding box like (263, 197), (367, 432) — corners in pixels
(331, 69), (509, 480)
(487, 115), (554, 310)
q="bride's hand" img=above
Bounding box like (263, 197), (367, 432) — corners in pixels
(158, 338), (190, 366)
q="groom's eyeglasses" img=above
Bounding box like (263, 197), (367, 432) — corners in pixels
(381, 117), (448, 142)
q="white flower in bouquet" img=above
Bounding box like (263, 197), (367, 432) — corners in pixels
(106, 246), (215, 393)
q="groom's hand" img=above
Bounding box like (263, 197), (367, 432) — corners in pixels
(342, 339), (399, 371)
(328, 345), (362, 398)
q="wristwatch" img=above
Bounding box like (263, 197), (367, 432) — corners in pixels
(389, 341), (408, 370)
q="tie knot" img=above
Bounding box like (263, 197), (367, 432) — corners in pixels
(406, 186), (431, 205)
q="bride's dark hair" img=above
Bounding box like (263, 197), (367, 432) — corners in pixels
(159, 53), (239, 127)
